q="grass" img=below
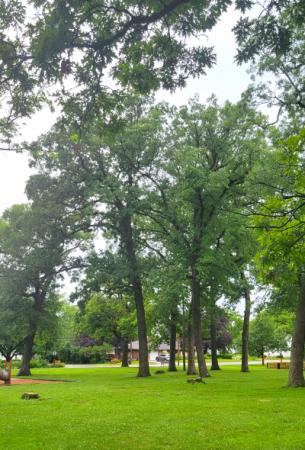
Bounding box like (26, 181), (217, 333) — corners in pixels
(1, 365), (305, 449)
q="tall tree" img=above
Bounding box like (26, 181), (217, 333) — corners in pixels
(145, 96), (267, 377)
(29, 99), (167, 376)
(0, 175), (87, 375)
(254, 129), (305, 386)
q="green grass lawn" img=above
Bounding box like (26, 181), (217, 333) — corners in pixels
(1, 366), (305, 449)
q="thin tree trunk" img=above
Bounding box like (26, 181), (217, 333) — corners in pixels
(182, 300), (186, 371)
(241, 273), (251, 373)
(191, 267), (209, 377)
(121, 339), (129, 367)
(119, 211), (150, 377)
(182, 334), (186, 371)
(210, 314), (220, 370)
(133, 277), (150, 377)
(261, 348), (265, 366)
(18, 334), (35, 376)
(288, 271), (305, 387)
(168, 317), (177, 372)
(187, 321), (197, 375)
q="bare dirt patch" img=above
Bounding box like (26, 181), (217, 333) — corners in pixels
(1, 378), (64, 386)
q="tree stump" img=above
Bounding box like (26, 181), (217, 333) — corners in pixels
(21, 392), (40, 400)
(186, 377), (206, 384)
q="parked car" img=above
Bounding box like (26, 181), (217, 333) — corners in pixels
(156, 354), (170, 362)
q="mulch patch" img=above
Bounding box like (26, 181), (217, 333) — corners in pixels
(1, 378), (64, 386)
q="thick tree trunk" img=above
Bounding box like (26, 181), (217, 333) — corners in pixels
(18, 334), (35, 376)
(241, 275), (251, 373)
(187, 321), (197, 375)
(210, 315), (220, 371)
(191, 267), (209, 378)
(18, 289), (45, 377)
(120, 212), (150, 377)
(121, 339), (129, 367)
(168, 318), (177, 372)
(288, 272), (305, 387)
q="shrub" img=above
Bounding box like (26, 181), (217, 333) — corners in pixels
(218, 353), (233, 359)
(57, 343), (112, 364)
(48, 360), (65, 368)
(30, 358), (49, 368)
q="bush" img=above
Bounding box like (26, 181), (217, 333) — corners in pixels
(57, 343), (112, 364)
(30, 357), (49, 368)
(218, 353), (233, 359)
(48, 360), (65, 368)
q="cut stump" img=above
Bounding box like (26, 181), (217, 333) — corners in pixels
(21, 392), (40, 400)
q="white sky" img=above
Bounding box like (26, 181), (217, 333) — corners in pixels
(0, 7), (253, 215)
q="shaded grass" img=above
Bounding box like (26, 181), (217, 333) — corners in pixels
(1, 366), (305, 449)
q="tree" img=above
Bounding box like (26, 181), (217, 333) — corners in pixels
(234, 0), (305, 120)
(253, 129), (305, 386)
(249, 310), (290, 365)
(0, 174), (88, 375)
(81, 293), (136, 367)
(145, 96), (267, 377)
(0, 0), (236, 148)
(29, 100), (169, 376)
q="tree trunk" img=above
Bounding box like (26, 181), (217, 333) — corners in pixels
(168, 317), (177, 372)
(191, 267), (209, 377)
(210, 315), (220, 371)
(187, 321), (197, 375)
(18, 334), (35, 376)
(288, 272), (305, 387)
(120, 212), (150, 377)
(241, 274), (251, 373)
(121, 339), (129, 367)
(182, 300), (186, 371)
(182, 334), (186, 372)
(261, 349), (265, 366)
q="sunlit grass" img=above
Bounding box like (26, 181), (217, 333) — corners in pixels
(1, 365), (304, 449)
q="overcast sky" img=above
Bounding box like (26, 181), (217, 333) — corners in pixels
(0, 7), (253, 215)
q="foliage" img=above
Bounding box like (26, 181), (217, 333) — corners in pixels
(57, 343), (112, 364)
(249, 310), (291, 359)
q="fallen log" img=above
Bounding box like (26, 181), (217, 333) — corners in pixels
(0, 368), (10, 384)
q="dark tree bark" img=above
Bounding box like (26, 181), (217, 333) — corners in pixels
(120, 212), (150, 377)
(18, 290), (44, 377)
(261, 348), (265, 366)
(121, 339), (129, 367)
(241, 274), (251, 373)
(191, 267), (209, 377)
(182, 300), (186, 371)
(288, 271), (305, 387)
(182, 334), (186, 371)
(210, 315), (220, 371)
(18, 334), (35, 376)
(187, 320), (197, 375)
(168, 316), (177, 372)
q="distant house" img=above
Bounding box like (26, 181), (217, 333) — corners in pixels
(128, 340), (182, 361)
